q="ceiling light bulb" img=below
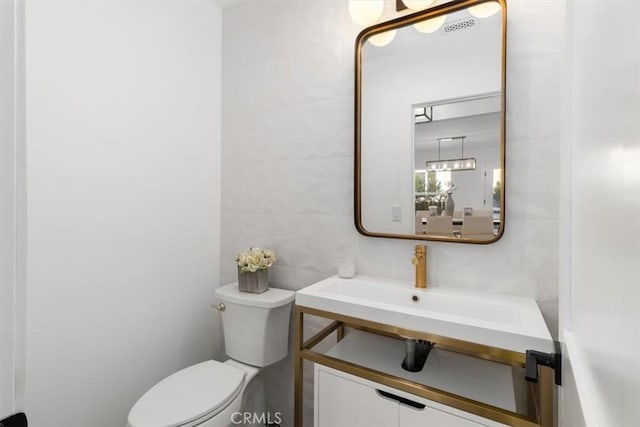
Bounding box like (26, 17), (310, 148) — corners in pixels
(413, 14), (446, 33)
(468, 1), (501, 18)
(368, 29), (397, 47)
(402, 0), (436, 11)
(348, 0), (385, 26)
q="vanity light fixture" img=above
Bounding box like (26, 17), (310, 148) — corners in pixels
(468, 1), (501, 18)
(425, 137), (477, 172)
(413, 14), (447, 33)
(369, 29), (397, 46)
(348, 0), (384, 26)
(349, 0), (397, 46)
(350, 0), (449, 45)
(399, 0), (447, 33)
(401, 0), (436, 11)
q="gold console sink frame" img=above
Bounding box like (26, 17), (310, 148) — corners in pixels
(293, 305), (554, 427)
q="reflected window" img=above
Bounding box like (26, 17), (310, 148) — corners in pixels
(492, 168), (501, 221)
(415, 169), (450, 212)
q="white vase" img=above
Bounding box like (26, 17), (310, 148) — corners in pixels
(445, 193), (455, 217)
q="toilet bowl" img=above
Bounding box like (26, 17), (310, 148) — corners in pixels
(127, 284), (295, 427)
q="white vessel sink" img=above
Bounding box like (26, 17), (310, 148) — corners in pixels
(296, 275), (553, 354)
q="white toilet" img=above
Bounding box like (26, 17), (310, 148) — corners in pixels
(127, 283), (295, 427)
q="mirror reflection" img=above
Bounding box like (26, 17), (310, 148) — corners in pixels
(413, 94), (501, 239)
(357, 1), (505, 243)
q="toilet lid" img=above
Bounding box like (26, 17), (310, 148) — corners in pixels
(128, 360), (245, 427)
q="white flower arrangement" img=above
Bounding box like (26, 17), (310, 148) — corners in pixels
(236, 247), (277, 273)
(445, 182), (456, 194)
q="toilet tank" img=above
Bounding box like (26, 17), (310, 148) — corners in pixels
(214, 283), (295, 367)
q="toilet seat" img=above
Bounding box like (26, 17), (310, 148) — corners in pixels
(128, 360), (245, 427)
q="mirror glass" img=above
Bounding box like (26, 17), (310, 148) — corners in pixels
(356, 0), (505, 243)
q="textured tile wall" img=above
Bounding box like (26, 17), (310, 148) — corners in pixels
(222, 1), (564, 425)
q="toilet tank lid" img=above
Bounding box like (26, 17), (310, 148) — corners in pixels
(214, 283), (295, 308)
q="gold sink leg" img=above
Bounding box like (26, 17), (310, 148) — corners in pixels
(294, 307), (303, 427)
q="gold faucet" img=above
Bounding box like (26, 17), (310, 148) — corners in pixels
(412, 245), (427, 289)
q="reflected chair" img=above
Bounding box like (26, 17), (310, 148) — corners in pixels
(472, 209), (492, 217)
(461, 215), (495, 239)
(426, 216), (454, 236)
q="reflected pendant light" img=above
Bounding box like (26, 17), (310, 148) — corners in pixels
(348, 0), (385, 26)
(425, 137), (477, 172)
(468, 1), (501, 18)
(403, 0), (446, 33)
(368, 29), (397, 47)
(413, 14), (447, 33)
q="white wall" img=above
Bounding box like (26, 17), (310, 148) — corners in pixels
(0, 0), (16, 417)
(559, 0), (640, 425)
(221, 0), (563, 425)
(25, 1), (222, 425)
(0, 0), (26, 419)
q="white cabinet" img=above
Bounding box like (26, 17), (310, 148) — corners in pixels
(315, 365), (507, 427)
(316, 368), (397, 427)
(398, 400), (484, 427)
(314, 331), (515, 427)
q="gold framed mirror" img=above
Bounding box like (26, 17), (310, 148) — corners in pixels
(355, 0), (506, 243)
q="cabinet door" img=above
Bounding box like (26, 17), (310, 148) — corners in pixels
(316, 369), (398, 427)
(399, 404), (484, 427)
